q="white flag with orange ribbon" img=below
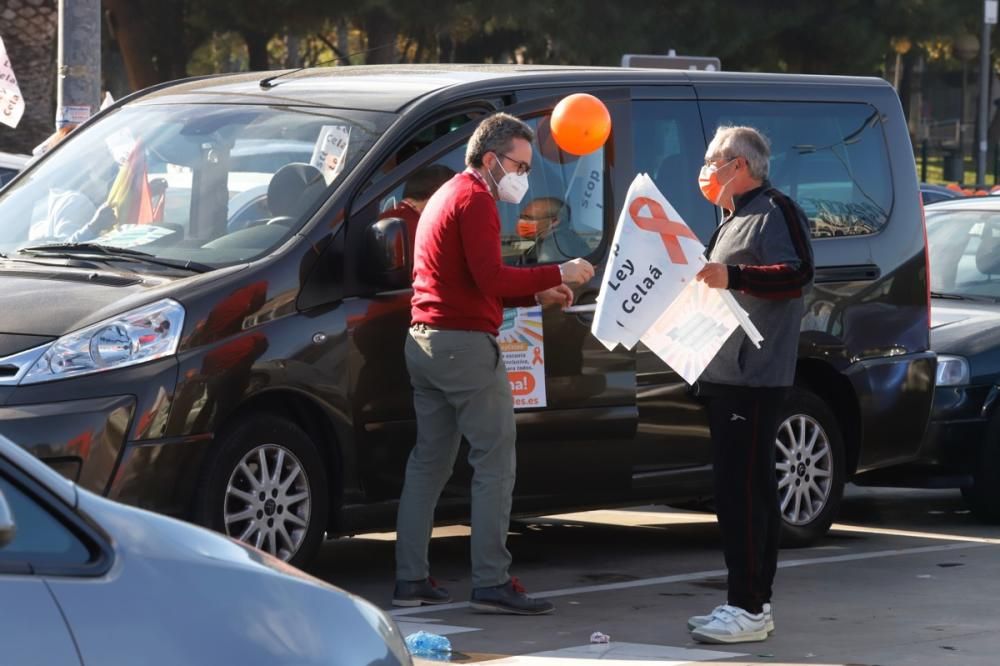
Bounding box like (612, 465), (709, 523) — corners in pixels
(0, 36), (25, 129)
(592, 173), (762, 383)
(592, 173), (707, 350)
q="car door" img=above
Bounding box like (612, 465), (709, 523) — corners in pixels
(348, 90), (636, 507)
(624, 89), (719, 494)
(0, 468), (87, 666)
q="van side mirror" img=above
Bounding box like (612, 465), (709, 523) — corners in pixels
(365, 216), (411, 290)
(0, 488), (16, 549)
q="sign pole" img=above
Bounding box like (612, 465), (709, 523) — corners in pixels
(978, 0), (997, 185)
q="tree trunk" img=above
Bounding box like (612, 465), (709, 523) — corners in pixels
(337, 19), (350, 65)
(104, 0), (160, 90)
(362, 8), (397, 64)
(242, 30), (271, 71)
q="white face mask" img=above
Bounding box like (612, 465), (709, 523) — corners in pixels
(488, 156), (530, 204)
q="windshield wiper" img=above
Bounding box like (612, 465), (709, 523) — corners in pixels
(18, 243), (212, 274)
(930, 291), (968, 300)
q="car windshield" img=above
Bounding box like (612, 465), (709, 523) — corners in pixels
(926, 208), (1000, 300)
(0, 104), (395, 269)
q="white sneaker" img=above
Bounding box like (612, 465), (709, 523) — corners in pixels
(688, 602), (774, 633)
(690, 604), (769, 644)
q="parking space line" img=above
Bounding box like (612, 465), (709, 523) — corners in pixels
(395, 620), (481, 636)
(480, 641), (747, 664)
(829, 522), (1000, 544)
(391, 541), (989, 616)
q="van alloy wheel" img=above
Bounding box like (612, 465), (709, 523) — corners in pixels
(224, 444), (311, 561)
(776, 414), (834, 526)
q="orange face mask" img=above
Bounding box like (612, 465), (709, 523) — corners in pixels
(698, 159), (737, 206)
(517, 220), (538, 238)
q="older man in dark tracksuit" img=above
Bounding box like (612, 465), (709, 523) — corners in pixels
(687, 126), (814, 644)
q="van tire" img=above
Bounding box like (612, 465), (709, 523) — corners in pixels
(195, 414), (328, 568)
(960, 435), (1000, 523)
(776, 388), (845, 547)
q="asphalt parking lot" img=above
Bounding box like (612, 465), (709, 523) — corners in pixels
(309, 486), (1000, 665)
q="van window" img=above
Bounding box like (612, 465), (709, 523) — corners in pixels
(375, 113), (607, 267)
(700, 101), (893, 238)
(631, 101), (715, 241)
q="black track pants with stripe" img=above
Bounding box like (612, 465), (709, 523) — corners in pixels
(705, 385), (787, 615)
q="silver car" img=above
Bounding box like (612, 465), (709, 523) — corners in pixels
(0, 434), (411, 666)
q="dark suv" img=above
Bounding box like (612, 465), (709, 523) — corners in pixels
(0, 66), (934, 565)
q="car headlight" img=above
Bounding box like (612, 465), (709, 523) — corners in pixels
(935, 354), (970, 387)
(21, 299), (184, 384)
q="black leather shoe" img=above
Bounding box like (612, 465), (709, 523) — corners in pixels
(470, 577), (554, 615)
(392, 577), (452, 607)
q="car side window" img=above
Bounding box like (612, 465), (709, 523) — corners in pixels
(631, 101), (715, 242)
(0, 475), (91, 568)
(375, 112), (608, 268)
(700, 101), (894, 238)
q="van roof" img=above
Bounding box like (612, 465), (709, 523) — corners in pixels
(137, 64), (892, 114)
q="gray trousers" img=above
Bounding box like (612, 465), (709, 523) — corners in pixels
(395, 326), (516, 588)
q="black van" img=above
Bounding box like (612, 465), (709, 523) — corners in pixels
(0, 66), (934, 565)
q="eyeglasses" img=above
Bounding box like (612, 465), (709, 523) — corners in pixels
(518, 212), (558, 221)
(497, 153), (532, 176)
(704, 156), (738, 168)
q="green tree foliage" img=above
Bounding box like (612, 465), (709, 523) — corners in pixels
(104, 0), (992, 90)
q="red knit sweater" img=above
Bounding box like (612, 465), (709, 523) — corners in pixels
(411, 171), (561, 335)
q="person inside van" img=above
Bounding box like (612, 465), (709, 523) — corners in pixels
(393, 112), (594, 615)
(689, 125), (814, 645)
(378, 164), (456, 260)
(516, 196), (592, 264)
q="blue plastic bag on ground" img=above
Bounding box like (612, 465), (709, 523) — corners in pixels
(405, 631), (452, 660)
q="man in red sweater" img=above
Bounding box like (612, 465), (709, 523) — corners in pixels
(393, 113), (594, 615)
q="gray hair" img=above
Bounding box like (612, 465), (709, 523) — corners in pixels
(466, 112), (534, 168)
(706, 126), (771, 180)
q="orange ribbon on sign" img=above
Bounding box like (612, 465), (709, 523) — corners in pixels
(629, 196), (698, 264)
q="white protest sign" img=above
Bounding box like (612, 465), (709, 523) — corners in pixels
(592, 173), (706, 350)
(499, 307), (547, 410)
(640, 280), (762, 384)
(310, 125), (351, 185)
(0, 37), (25, 129)
(592, 173), (763, 384)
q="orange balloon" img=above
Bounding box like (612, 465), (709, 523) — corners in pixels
(550, 93), (611, 156)
(535, 116), (579, 164)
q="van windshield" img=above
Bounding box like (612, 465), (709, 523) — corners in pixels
(0, 104), (394, 270)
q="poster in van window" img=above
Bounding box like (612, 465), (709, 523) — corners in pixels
(106, 127), (138, 164)
(310, 125), (351, 185)
(562, 150), (603, 236)
(499, 307), (547, 410)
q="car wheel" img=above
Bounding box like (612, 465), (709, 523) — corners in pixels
(196, 414), (328, 567)
(775, 388), (845, 547)
(960, 435), (1000, 522)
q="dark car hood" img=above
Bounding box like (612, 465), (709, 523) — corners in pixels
(0, 261), (244, 342)
(930, 299), (1000, 355)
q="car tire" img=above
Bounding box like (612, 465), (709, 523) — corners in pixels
(195, 414), (329, 568)
(960, 435), (1000, 523)
(775, 388), (845, 547)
